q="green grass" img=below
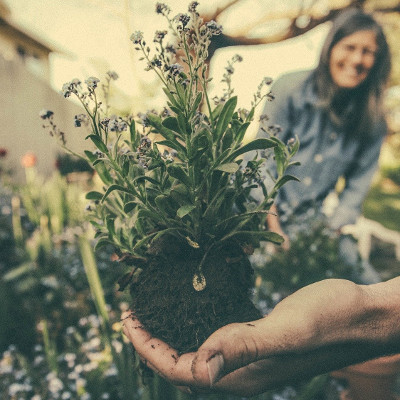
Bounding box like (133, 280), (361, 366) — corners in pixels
(363, 180), (400, 232)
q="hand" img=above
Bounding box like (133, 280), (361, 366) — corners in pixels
(266, 204), (290, 250)
(122, 279), (397, 397)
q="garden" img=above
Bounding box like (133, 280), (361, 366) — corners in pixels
(1, 2), (400, 400)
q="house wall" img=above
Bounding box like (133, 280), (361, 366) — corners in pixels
(0, 19), (51, 81)
(0, 55), (90, 182)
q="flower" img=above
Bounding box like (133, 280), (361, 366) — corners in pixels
(61, 79), (81, 97)
(39, 109), (54, 120)
(106, 70), (119, 80)
(21, 152), (37, 168)
(85, 77), (100, 91)
(206, 20), (223, 35)
(167, 63), (183, 78)
(154, 30), (167, 43)
(262, 76), (273, 86)
(155, 3), (170, 15)
(108, 116), (128, 132)
(175, 13), (190, 28)
(74, 114), (87, 127)
(188, 1), (199, 13)
(130, 31), (144, 44)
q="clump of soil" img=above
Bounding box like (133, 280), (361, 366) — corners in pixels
(129, 236), (262, 353)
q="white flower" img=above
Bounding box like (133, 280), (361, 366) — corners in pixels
(130, 31), (144, 44)
(85, 77), (100, 90)
(48, 377), (64, 393)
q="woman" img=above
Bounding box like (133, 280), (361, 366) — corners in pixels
(258, 8), (391, 284)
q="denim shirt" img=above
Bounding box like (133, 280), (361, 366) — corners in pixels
(256, 70), (386, 230)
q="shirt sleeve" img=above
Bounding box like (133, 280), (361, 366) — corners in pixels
(329, 121), (386, 230)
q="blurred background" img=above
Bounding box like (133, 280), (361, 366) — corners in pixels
(0, 0), (399, 399)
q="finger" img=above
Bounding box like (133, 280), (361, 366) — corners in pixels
(121, 311), (197, 386)
(191, 319), (267, 386)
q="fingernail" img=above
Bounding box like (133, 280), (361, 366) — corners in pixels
(206, 353), (224, 386)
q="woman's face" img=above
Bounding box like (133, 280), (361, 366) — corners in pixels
(329, 30), (377, 89)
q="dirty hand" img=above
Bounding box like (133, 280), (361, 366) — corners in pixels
(122, 278), (399, 397)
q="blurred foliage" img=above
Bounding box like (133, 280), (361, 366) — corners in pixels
(253, 221), (354, 309)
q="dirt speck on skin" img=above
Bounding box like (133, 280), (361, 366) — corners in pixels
(246, 323), (255, 327)
(151, 344), (155, 349)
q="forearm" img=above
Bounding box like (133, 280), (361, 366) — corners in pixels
(266, 277), (400, 360)
(266, 204), (281, 232)
(214, 277), (400, 396)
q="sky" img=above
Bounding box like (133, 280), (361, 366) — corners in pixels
(4, 0), (330, 110)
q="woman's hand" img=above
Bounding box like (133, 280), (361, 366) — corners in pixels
(122, 278), (400, 397)
(266, 204), (290, 250)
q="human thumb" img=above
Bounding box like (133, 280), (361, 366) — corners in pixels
(191, 321), (263, 386)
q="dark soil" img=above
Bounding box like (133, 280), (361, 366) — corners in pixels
(129, 237), (262, 353)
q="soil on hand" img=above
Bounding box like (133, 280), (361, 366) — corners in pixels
(129, 237), (262, 354)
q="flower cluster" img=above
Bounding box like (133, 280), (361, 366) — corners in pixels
(40, 109), (66, 146)
(0, 315), (127, 400)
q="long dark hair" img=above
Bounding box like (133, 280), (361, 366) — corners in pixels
(313, 8), (391, 137)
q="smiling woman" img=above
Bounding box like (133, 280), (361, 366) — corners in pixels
(329, 30), (377, 88)
(253, 8), (392, 286)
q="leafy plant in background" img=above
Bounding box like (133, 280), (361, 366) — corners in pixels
(42, 1), (299, 354)
(253, 220), (354, 309)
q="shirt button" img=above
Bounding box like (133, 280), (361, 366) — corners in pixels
(314, 154), (323, 163)
(329, 132), (337, 141)
(304, 176), (312, 186)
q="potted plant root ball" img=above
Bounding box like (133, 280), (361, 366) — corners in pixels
(42, 1), (299, 354)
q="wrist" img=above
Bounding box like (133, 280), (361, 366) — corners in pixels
(362, 278), (400, 351)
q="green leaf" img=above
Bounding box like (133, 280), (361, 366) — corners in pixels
(85, 191), (103, 200)
(123, 201), (137, 213)
(88, 134), (108, 153)
(102, 184), (134, 202)
(226, 138), (276, 162)
(246, 107), (255, 122)
(167, 164), (191, 187)
(211, 103), (223, 120)
(156, 139), (186, 155)
(235, 122), (250, 143)
(274, 145), (286, 176)
(155, 195), (175, 216)
(94, 237), (112, 251)
(176, 204), (196, 218)
(190, 92), (203, 116)
(162, 117), (182, 135)
(133, 176), (160, 186)
(84, 150), (97, 163)
(226, 230), (284, 244)
(162, 87), (179, 108)
(290, 137), (300, 156)
(274, 175), (300, 191)
(94, 164), (112, 185)
(177, 112), (188, 135)
(215, 162), (239, 173)
(130, 120), (136, 144)
(106, 218), (115, 237)
(147, 114), (177, 140)
(214, 96), (237, 141)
